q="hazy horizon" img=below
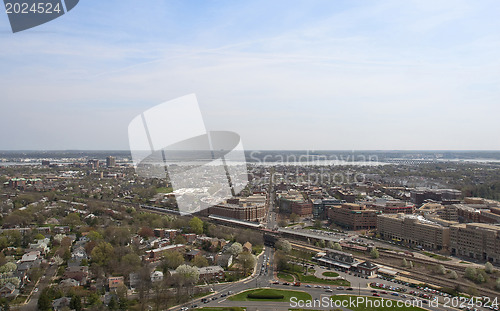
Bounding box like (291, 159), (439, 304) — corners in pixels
(2, 1), (500, 150)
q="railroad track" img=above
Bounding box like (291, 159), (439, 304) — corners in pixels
(288, 240), (500, 299)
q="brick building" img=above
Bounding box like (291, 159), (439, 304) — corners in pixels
(327, 203), (380, 230)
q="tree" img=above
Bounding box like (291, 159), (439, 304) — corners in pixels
(108, 296), (118, 310)
(189, 217), (203, 235)
(275, 239), (291, 253)
(476, 273), (486, 283)
(88, 230), (103, 241)
(327, 241), (334, 249)
(275, 251), (289, 271)
(175, 264), (200, 285)
(278, 219), (288, 227)
(161, 251), (184, 271)
(465, 267), (477, 281)
(0, 262), (17, 273)
(91, 241), (114, 267)
(318, 239), (326, 248)
(138, 227), (154, 238)
(290, 213), (299, 223)
(496, 278), (500, 290)
(191, 256), (208, 268)
(485, 262), (494, 274)
(476, 269), (488, 283)
(121, 253), (141, 272)
(38, 288), (53, 311)
(63, 213), (82, 226)
(402, 258), (408, 268)
(370, 248), (379, 259)
(409, 261), (413, 269)
(238, 252), (256, 275)
(174, 235), (187, 245)
(437, 264), (446, 275)
(34, 233), (46, 240)
(69, 294), (82, 311)
(227, 242), (243, 256)
(333, 242), (342, 251)
(449, 270), (458, 279)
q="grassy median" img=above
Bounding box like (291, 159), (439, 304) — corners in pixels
(228, 288), (311, 302)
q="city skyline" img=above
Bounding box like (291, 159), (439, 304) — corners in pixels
(2, 0), (500, 150)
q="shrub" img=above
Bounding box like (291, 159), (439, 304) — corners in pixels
(247, 293), (284, 299)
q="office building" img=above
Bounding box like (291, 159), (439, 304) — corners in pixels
(106, 156), (116, 168)
(328, 203), (380, 230)
(450, 223), (500, 263)
(377, 214), (451, 250)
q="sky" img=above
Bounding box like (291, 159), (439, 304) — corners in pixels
(1, 0), (500, 150)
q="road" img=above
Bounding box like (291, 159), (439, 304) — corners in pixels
(19, 263), (59, 311)
(170, 245), (275, 310)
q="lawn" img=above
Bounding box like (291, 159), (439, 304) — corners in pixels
(278, 272), (295, 282)
(322, 271), (340, 277)
(284, 264), (349, 286)
(156, 187), (173, 193)
(298, 274), (350, 286)
(330, 295), (428, 311)
(228, 289), (311, 302)
(422, 251), (451, 261)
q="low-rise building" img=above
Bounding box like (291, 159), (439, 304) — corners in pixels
(108, 276), (124, 291)
(198, 266), (224, 281)
(144, 244), (185, 262)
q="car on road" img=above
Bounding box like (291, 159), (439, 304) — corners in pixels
(181, 307), (188, 311)
(325, 289), (333, 293)
(336, 286), (344, 290)
(305, 284), (311, 288)
(283, 282), (290, 285)
(381, 291), (387, 294)
(315, 285), (322, 288)
(391, 292), (399, 296)
(373, 293), (380, 297)
(346, 287), (353, 291)
(190, 305), (198, 309)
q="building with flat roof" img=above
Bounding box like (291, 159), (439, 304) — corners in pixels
(106, 156), (116, 168)
(328, 203), (380, 230)
(450, 223), (500, 264)
(206, 202), (265, 222)
(276, 190), (312, 216)
(377, 214), (451, 250)
(410, 188), (461, 205)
